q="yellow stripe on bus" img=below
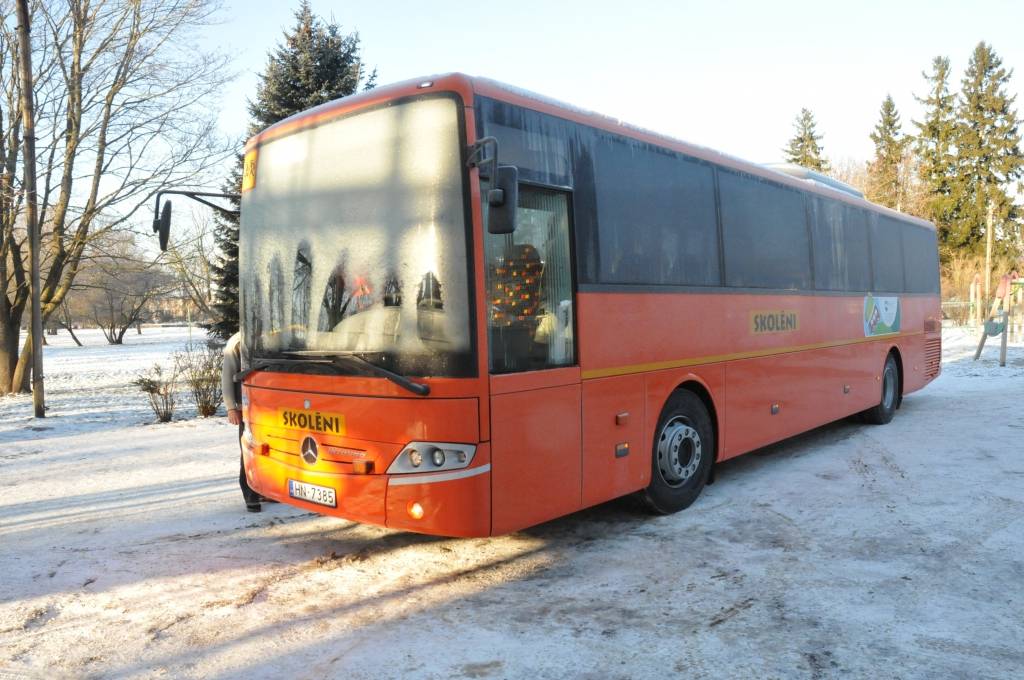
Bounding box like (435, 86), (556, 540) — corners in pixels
(580, 331), (919, 380)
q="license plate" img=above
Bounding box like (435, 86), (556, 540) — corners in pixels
(288, 479), (337, 508)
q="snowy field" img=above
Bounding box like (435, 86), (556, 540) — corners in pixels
(1, 326), (1022, 679)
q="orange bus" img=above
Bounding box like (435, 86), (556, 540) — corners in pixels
(236, 73), (941, 537)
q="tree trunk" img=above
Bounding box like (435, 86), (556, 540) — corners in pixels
(17, 0), (45, 417)
(65, 326), (82, 347)
(0, 321), (19, 394)
(12, 333), (31, 393)
(11, 305), (56, 393)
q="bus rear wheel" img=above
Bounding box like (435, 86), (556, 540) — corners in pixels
(861, 353), (900, 425)
(641, 390), (714, 515)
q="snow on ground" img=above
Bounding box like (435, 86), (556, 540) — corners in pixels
(0, 326), (216, 435)
(1, 326), (1022, 679)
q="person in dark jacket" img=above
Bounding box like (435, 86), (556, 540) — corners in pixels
(223, 332), (262, 512)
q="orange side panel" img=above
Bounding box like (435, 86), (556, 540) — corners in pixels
(490, 383), (581, 534)
(579, 291), (941, 463)
(724, 345), (865, 458)
(581, 374), (648, 507)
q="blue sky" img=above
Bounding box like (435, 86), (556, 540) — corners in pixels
(199, 0), (1024, 165)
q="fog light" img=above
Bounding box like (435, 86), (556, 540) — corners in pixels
(407, 501), (424, 520)
(430, 448), (445, 467)
(408, 449), (422, 467)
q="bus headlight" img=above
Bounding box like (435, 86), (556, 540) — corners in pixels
(387, 442), (476, 474)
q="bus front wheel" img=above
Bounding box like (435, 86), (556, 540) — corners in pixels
(641, 390), (714, 515)
(861, 353), (900, 425)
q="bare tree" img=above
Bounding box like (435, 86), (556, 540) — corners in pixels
(77, 231), (175, 344)
(57, 298), (83, 346)
(0, 0), (232, 394)
(834, 152), (930, 216)
(896, 147), (929, 218)
(164, 212), (216, 319)
(830, 157), (869, 194)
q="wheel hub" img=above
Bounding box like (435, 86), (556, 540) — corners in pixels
(657, 417), (702, 487)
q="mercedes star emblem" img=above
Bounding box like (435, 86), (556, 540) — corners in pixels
(300, 436), (318, 465)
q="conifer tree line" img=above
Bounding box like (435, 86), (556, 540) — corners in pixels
(208, 1), (375, 340)
(784, 42), (1023, 263)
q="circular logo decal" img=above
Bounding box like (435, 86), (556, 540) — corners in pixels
(300, 436), (319, 465)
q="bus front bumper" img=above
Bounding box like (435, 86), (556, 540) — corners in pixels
(242, 445), (491, 538)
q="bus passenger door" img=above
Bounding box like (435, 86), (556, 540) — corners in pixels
(486, 186), (581, 534)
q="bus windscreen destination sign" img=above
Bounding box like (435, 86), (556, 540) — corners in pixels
(750, 310), (799, 334)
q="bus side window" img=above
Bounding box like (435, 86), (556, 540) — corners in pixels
(486, 186), (575, 373)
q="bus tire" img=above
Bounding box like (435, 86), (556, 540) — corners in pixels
(641, 390), (714, 515)
(861, 353), (899, 425)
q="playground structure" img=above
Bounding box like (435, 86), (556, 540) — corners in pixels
(970, 271), (1023, 366)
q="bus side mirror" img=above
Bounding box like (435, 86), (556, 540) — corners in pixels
(487, 165), (518, 234)
(154, 200), (172, 251)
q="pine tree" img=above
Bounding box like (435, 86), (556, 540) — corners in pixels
(207, 1), (375, 339)
(784, 108), (830, 172)
(208, 157), (243, 340)
(949, 42), (1023, 254)
(866, 95), (909, 210)
(913, 56), (958, 250)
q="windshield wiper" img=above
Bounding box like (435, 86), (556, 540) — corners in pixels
(235, 356), (336, 382)
(283, 351), (430, 396)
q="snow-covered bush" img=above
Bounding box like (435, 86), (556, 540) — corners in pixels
(133, 364), (178, 423)
(174, 343), (223, 417)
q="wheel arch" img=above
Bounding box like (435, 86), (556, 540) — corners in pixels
(887, 345), (904, 407)
(670, 378), (721, 482)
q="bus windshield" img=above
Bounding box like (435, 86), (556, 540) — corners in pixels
(239, 95), (474, 377)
